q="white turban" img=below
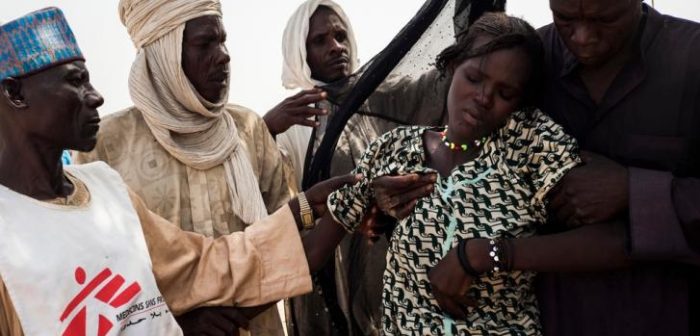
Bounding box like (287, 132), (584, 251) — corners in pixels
(281, 0), (359, 90)
(118, 0), (268, 226)
(119, 0), (221, 48)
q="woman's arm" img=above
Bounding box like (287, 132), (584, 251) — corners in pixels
(467, 222), (630, 274)
(429, 222), (630, 319)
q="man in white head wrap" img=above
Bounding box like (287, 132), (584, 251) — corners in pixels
(268, 0), (450, 189)
(265, 1), (453, 335)
(264, 0), (359, 190)
(75, 0), (294, 334)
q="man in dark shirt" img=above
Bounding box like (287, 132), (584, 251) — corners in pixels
(537, 0), (700, 335)
(372, 0), (699, 335)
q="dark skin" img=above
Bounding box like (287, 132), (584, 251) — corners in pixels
(545, 0), (643, 227)
(371, 17), (639, 317)
(0, 61), (103, 200)
(550, 0), (642, 103)
(177, 14), (359, 333)
(429, 222), (628, 320)
(177, 16), (262, 334)
(263, 6), (350, 136)
(422, 47), (532, 318)
(376, 0), (642, 232)
(548, 150), (629, 227)
(175, 173), (358, 336)
(0, 61), (222, 335)
(0, 58), (359, 334)
(263, 88), (327, 136)
(305, 6), (352, 83)
(182, 15), (231, 103)
(175, 307), (249, 336)
(170, 15), (359, 334)
(179, 15), (246, 334)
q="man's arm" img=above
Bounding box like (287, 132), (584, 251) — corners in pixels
(628, 168), (700, 263)
(628, 80), (700, 261)
(429, 221), (633, 318)
(132, 189), (312, 315)
(548, 153), (700, 264)
(130, 174), (358, 315)
(675, 178), (700, 252)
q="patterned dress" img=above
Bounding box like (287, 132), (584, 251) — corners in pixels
(328, 110), (580, 335)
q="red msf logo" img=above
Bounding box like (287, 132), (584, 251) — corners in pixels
(60, 267), (142, 336)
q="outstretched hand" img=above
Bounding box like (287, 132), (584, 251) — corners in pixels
(305, 173), (362, 218)
(263, 88), (327, 136)
(373, 173), (436, 219)
(428, 245), (479, 320)
(548, 151), (629, 227)
(357, 205), (397, 242)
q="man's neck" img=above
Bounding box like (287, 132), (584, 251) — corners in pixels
(578, 49), (633, 104)
(0, 140), (72, 200)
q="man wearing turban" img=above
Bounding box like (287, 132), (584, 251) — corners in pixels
(264, 1), (455, 335)
(0, 6), (364, 336)
(75, 0), (294, 334)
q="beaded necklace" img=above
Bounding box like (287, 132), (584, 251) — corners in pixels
(440, 127), (485, 152)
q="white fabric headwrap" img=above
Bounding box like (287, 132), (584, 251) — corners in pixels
(119, 0), (221, 49)
(281, 0), (359, 90)
(119, 0), (267, 225)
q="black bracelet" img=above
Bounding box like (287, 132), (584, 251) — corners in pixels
(457, 239), (481, 277)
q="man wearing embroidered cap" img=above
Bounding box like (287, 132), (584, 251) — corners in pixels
(0, 6), (363, 336)
(75, 1), (294, 333)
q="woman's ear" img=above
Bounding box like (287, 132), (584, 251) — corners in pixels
(1, 78), (28, 109)
(447, 61), (457, 76)
(445, 60), (460, 81)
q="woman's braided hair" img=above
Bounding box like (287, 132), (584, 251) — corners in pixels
(436, 12), (545, 110)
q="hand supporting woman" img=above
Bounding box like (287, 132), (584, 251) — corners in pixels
(428, 239), (487, 319)
(287, 173), (362, 273)
(428, 223), (631, 320)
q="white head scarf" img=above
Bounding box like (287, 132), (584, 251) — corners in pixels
(281, 0), (359, 90)
(119, 0), (267, 225)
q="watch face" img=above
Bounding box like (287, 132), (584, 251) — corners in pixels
(302, 213), (315, 229)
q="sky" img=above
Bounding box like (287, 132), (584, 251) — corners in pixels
(1, 0), (699, 116)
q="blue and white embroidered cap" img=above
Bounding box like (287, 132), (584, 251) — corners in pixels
(0, 7), (84, 79)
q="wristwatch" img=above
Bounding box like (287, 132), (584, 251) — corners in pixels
(298, 192), (315, 230)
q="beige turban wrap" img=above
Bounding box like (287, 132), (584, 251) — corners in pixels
(281, 0), (359, 90)
(119, 0), (221, 48)
(118, 0), (268, 227)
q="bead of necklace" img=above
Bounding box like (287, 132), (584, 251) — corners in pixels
(440, 127), (485, 152)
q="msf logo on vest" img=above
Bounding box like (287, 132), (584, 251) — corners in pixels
(60, 266), (142, 336)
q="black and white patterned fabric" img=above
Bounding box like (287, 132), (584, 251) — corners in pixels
(328, 109), (580, 335)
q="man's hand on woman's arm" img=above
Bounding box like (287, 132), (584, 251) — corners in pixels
(179, 173), (363, 333)
(548, 151), (629, 227)
(287, 173), (361, 272)
(373, 173), (436, 219)
(428, 223), (631, 319)
(352, 174), (435, 241)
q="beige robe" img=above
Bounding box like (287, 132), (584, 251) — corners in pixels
(74, 104), (295, 335)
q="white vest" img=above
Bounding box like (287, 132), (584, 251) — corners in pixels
(0, 162), (182, 335)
